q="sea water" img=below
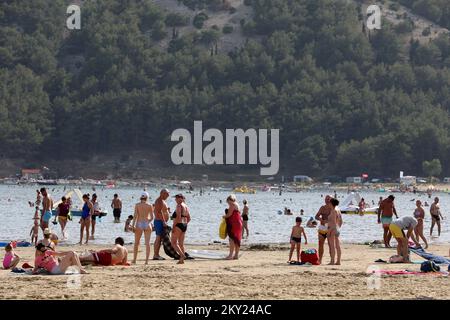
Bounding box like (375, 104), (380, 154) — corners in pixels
(0, 185), (448, 245)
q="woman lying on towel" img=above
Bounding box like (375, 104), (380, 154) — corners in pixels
(33, 243), (87, 275)
(79, 237), (128, 266)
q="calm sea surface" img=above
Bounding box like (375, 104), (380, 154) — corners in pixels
(0, 185), (448, 245)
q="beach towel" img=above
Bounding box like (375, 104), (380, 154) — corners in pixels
(226, 210), (243, 247)
(409, 247), (450, 265)
(162, 226), (193, 260)
(374, 259), (423, 264)
(370, 270), (448, 276)
(289, 261), (313, 266)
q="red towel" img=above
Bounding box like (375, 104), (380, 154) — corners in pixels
(226, 210), (243, 247)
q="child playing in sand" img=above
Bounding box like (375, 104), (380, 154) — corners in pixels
(288, 217), (308, 263)
(125, 215), (134, 232)
(30, 219), (39, 245)
(3, 243), (20, 270)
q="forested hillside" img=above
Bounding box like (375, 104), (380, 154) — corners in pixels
(1, 0), (449, 178)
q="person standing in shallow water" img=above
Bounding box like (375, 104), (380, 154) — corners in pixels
(241, 200), (249, 239)
(40, 188), (53, 233)
(90, 194), (100, 240)
(79, 194), (93, 245)
(413, 200), (428, 248)
(430, 197), (444, 237)
(56, 196), (70, 239)
(377, 195), (398, 248)
(111, 194), (122, 223)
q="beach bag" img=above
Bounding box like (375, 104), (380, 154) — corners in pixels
(301, 249), (319, 265)
(420, 261), (440, 273)
(219, 219), (227, 239)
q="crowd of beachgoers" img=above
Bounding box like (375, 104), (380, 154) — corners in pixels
(2, 184), (448, 278)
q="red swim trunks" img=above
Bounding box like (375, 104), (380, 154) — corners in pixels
(93, 251), (112, 266)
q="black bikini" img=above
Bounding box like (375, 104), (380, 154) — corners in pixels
(175, 206), (188, 233)
(176, 223), (187, 233)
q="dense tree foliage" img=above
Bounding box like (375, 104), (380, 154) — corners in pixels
(1, 0), (449, 178)
(397, 0), (450, 30)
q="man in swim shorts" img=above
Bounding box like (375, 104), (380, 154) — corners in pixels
(111, 194), (122, 223)
(315, 195), (332, 264)
(430, 197), (444, 237)
(153, 189), (170, 260)
(377, 195), (398, 248)
(389, 216), (420, 262)
(40, 188), (53, 232)
(80, 237), (128, 266)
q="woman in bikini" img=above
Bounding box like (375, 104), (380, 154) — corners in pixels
(90, 194), (100, 240)
(223, 194), (243, 260)
(413, 200), (428, 248)
(132, 192), (153, 264)
(79, 194), (93, 245)
(327, 198), (343, 265)
(171, 194), (191, 264)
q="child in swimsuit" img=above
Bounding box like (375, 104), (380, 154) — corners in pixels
(288, 217), (308, 263)
(30, 219), (39, 245)
(125, 215), (134, 232)
(3, 243), (20, 270)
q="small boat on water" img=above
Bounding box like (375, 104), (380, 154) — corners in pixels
(340, 192), (378, 215)
(37, 179), (58, 186)
(233, 186), (256, 194)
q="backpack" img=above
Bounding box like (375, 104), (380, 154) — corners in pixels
(420, 260), (440, 273)
(301, 248), (320, 265)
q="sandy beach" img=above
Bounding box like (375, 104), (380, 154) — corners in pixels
(1, 243), (449, 300)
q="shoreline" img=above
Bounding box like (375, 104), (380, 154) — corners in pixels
(1, 243), (449, 300)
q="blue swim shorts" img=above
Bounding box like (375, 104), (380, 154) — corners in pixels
(154, 219), (164, 236)
(381, 216), (393, 225)
(42, 211), (52, 223)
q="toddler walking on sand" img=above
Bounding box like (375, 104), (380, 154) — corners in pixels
(288, 217), (308, 263)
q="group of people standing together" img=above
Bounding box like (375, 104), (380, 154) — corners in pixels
(130, 189), (191, 265)
(33, 186), (253, 265)
(130, 191), (249, 264)
(377, 195), (444, 262)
